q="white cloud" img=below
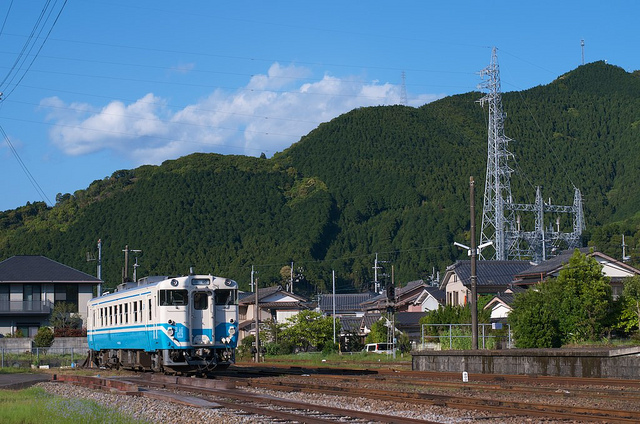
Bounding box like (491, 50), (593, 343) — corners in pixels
(169, 62), (195, 75)
(41, 63), (444, 164)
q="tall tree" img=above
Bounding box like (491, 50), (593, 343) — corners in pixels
(622, 275), (640, 334)
(509, 249), (613, 347)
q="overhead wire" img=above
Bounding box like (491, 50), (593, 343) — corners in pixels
(0, 0), (68, 208)
(0, 0), (14, 36)
(0, 0), (68, 100)
(0, 124), (52, 205)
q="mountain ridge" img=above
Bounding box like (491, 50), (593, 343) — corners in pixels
(2, 61), (639, 294)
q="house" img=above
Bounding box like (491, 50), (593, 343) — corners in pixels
(513, 248), (640, 299)
(412, 286), (446, 312)
(0, 255), (101, 336)
(360, 280), (439, 313)
(358, 311), (425, 345)
(237, 285), (310, 342)
(483, 248), (640, 321)
(483, 286), (526, 322)
(439, 260), (532, 307)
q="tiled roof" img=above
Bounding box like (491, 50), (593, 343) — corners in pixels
(394, 311), (427, 326)
(361, 280), (429, 309)
(446, 260), (532, 287)
(362, 313), (382, 330)
(0, 255), (101, 284)
(424, 286), (446, 301)
(338, 316), (362, 333)
(239, 285), (309, 305)
(318, 292), (376, 313)
(517, 247), (591, 277)
(259, 301), (309, 310)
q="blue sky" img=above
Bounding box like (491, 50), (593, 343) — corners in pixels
(1, 1), (638, 211)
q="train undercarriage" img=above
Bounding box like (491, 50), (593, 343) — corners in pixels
(89, 347), (234, 375)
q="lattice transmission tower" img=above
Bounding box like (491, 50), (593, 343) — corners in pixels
(477, 47), (585, 263)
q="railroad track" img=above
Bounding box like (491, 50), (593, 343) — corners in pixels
(234, 376), (640, 423)
(282, 370), (640, 403)
(53, 367), (640, 423)
(53, 374), (440, 424)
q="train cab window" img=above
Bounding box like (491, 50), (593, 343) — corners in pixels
(215, 290), (237, 306)
(159, 290), (188, 306)
(193, 292), (208, 310)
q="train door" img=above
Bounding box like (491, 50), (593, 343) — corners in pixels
(145, 294), (156, 350)
(191, 291), (213, 344)
(214, 288), (237, 346)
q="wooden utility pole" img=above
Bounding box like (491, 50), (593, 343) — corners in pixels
(253, 265), (260, 363)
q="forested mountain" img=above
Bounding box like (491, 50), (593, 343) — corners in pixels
(1, 61), (640, 295)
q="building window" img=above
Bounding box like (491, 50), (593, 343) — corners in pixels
(54, 284), (79, 312)
(0, 285), (8, 310)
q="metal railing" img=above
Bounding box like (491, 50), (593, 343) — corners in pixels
(420, 323), (512, 350)
(0, 300), (54, 314)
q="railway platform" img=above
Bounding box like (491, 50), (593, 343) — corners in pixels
(412, 346), (640, 379)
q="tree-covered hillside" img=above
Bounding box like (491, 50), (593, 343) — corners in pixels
(1, 61), (640, 295)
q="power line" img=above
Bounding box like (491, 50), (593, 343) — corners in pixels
(0, 124), (52, 206)
(0, 0), (68, 100)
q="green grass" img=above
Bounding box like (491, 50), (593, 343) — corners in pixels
(0, 386), (149, 424)
(0, 367), (37, 374)
(260, 351), (412, 368)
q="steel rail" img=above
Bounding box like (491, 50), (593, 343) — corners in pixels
(239, 379), (640, 423)
(293, 371), (640, 402)
(119, 375), (442, 424)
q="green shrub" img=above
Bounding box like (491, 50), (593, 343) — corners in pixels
(33, 327), (54, 348)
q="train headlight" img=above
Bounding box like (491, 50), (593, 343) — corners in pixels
(167, 327), (175, 337)
(224, 279), (233, 287)
(228, 326), (236, 336)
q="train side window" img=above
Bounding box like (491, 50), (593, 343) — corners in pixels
(148, 299), (152, 320)
(139, 300), (143, 321)
(215, 289), (237, 306)
(193, 292), (208, 310)
(124, 303), (128, 324)
(133, 302), (138, 322)
(109, 306), (113, 326)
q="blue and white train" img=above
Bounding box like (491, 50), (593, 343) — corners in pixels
(87, 273), (238, 374)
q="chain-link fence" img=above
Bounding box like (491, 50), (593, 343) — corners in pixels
(0, 347), (85, 369)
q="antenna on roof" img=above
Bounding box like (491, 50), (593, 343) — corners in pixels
(622, 234), (631, 262)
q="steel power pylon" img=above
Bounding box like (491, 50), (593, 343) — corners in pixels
(477, 47), (585, 263)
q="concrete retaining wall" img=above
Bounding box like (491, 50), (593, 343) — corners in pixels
(0, 337), (88, 350)
(412, 347), (640, 380)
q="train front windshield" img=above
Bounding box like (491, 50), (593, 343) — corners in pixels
(215, 290), (237, 306)
(159, 290), (188, 306)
